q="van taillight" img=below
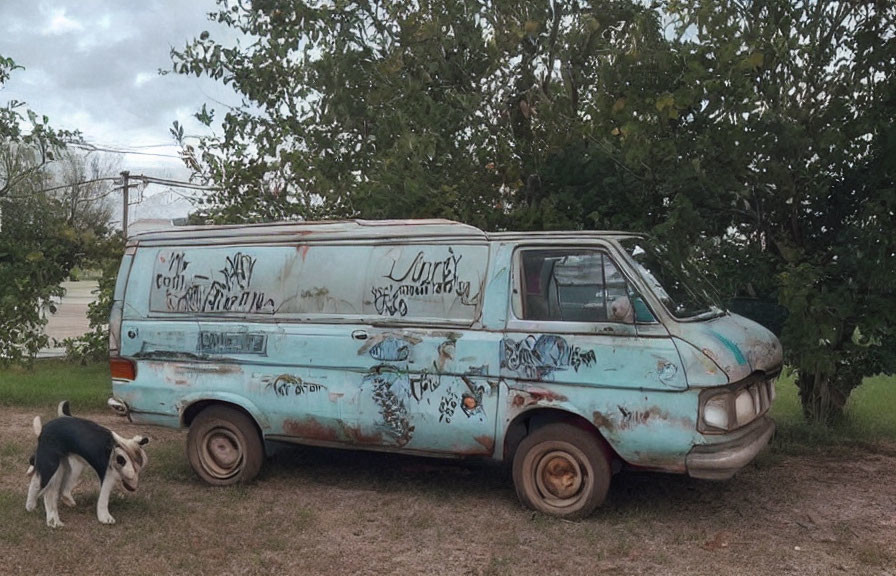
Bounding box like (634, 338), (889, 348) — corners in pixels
(110, 357), (136, 381)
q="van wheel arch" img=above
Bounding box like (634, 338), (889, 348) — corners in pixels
(504, 409), (616, 467)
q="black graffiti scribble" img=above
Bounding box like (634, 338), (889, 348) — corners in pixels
(500, 335), (596, 380)
(371, 285), (409, 317)
(220, 252), (255, 291)
(409, 372), (441, 403)
(438, 391), (459, 423)
(158, 251), (278, 314)
(386, 249), (462, 293)
(266, 374), (322, 397)
(155, 251), (189, 291)
(371, 248), (480, 317)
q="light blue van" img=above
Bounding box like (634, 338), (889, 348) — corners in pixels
(108, 219), (782, 518)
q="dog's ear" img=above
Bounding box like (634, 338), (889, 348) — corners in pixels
(115, 453), (127, 467)
(137, 436), (149, 446)
(57, 400), (71, 417)
(32, 416), (42, 436)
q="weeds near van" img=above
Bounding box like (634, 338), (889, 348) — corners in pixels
(770, 372), (896, 451)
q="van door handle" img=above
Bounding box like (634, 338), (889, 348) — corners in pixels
(351, 330), (368, 340)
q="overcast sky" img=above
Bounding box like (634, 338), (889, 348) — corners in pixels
(0, 1), (242, 180)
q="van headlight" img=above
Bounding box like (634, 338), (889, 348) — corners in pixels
(698, 375), (777, 433)
(735, 389), (755, 422)
(703, 396), (730, 430)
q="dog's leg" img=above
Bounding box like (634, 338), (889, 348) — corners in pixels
(42, 467), (66, 528)
(95, 474), (117, 525)
(60, 456), (85, 507)
(25, 473), (41, 512)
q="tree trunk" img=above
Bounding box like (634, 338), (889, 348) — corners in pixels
(795, 368), (856, 426)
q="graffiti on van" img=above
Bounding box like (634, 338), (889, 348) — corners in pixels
(367, 337), (411, 362)
(501, 335), (596, 380)
(154, 251), (278, 314)
(409, 372), (441, 402)
(371, 248), (481, 317)
(364, 368), (415, 446)
(264, 374), (324, 398)
(198, 331), (267, 355)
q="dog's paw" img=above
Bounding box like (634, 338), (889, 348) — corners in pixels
(46, 516), (65, 529)
(25, 500), (36, 512)
(97, 511), (116, 525)
(62, 494), (77, 507)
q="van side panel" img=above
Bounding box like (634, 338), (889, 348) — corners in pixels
(116, 240), (502, 456)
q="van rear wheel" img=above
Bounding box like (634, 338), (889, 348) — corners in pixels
(187, 406), (264, 485)
(512, 422), (611, 519)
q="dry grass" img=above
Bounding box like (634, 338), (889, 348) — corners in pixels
(2, 406), (895, 576)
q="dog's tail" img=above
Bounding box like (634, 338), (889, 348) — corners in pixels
(27, 416), (41, 476)
(57, 400), (71, 417)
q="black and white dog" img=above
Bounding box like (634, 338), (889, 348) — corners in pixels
(26, 401), (149, 528)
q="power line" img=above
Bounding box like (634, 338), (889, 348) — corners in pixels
(68, 141), (183, 159)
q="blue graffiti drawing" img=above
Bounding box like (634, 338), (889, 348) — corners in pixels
(501, 335), (596, 380)
(362, 367), (414, 446)
(368, 337), (410, 362)
(658, 361), (678, 385)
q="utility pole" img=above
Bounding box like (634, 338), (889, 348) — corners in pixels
(120, 170), (130, 239)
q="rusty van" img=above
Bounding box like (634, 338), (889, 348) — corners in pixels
(107, 219), (782, 518)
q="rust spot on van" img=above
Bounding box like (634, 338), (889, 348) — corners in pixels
(528, 388), (567, 403)
(592, 411), (615, 432)
(283, 418), (340, 442)
(510, 387), (567, 411)
(341, 424), (383, 445)
(436, 340), (455, 372)
(616, 405), (694, 430)
(297, 245), (310, 261)
(474, 435), (495, 454)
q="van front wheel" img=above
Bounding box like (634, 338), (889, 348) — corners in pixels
(512, 422), (611, 519)
(187, 406), (264, 485)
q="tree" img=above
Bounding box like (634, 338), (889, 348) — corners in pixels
(54, 149), (118, 236)
(171, 0), (701, 233)
(0, 55), (86, 363)
(666, 0), (896, 423)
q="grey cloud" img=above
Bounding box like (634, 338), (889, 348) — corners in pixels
(0, 0), (242, 173)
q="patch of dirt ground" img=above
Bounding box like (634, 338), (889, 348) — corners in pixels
(1, 405), (894, 576)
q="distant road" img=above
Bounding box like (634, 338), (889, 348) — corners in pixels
(39, 280), (99, 358)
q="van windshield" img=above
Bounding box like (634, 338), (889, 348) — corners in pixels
(619, 238), (722, 320)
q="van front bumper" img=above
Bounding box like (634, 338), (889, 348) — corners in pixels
(686, 416), (775, 480)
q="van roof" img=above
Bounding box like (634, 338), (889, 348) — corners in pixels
(127, 218), (640, 246)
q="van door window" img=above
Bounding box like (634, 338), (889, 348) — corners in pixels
(518, 249), (646, 324)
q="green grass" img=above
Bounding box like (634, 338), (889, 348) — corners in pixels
(771, 370), (896, 450)
(0, 358), (111, 410)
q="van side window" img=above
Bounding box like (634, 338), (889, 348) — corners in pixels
(519, 250), (637, 323)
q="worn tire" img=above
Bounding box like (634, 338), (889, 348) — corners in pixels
(512, 422), (611, 519)
(187, 406), (264, 485)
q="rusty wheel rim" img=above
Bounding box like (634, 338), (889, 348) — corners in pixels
(200, 428), (244, 480)
(534, 449), (588, 507)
